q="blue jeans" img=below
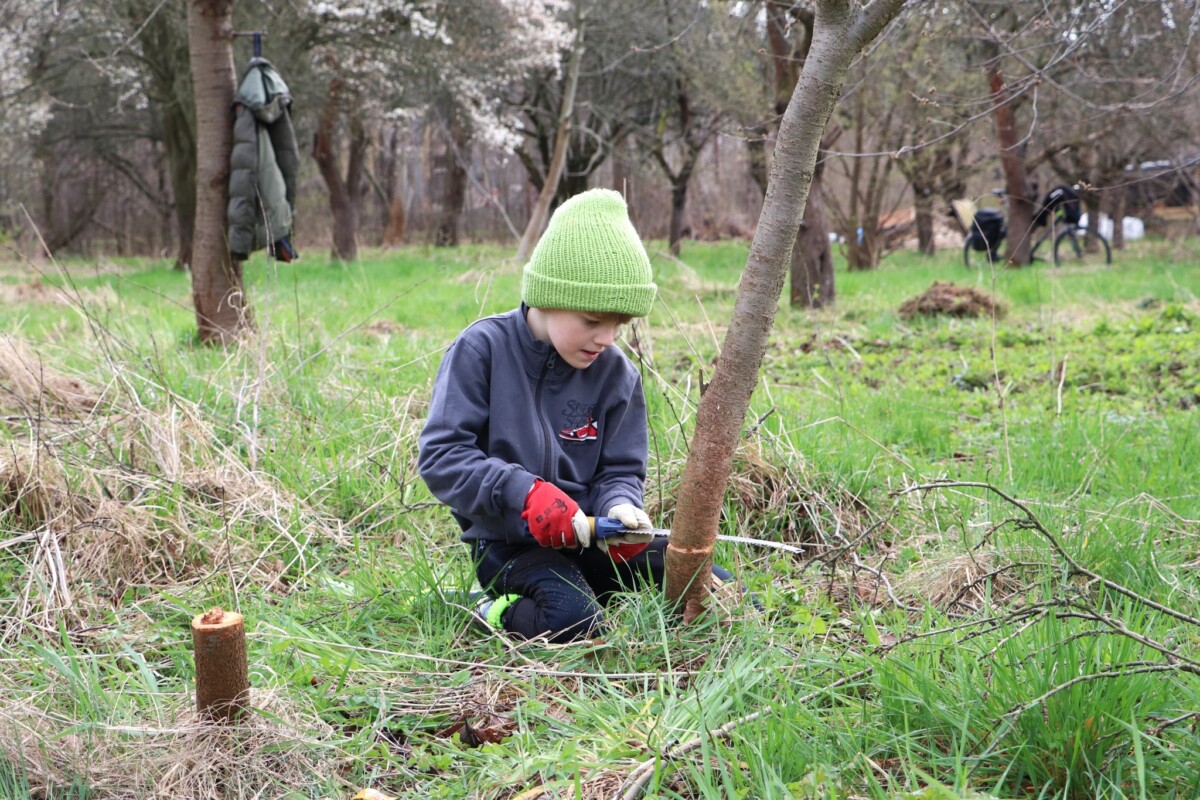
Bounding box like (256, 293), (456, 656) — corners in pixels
(470, 537), (668, 643)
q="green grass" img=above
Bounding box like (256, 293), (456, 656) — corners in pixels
(1, 238), (1198, 798)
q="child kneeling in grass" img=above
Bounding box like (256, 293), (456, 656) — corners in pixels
(418, 189), (728, 642)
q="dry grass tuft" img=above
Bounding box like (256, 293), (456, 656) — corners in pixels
(0, 347), (347, 638)
(0, 441), (81, 530)
(66, 499), (192, 597)
(2, 688), (339, 798)
(0, 335), (101, 415)
(581, 770), (629, 799)
(898, 550), (1024, 611)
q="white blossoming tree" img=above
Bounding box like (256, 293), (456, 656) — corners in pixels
(301, 0), (570, 258)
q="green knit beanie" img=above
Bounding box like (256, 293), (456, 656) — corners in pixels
(522, 189), (656, 317)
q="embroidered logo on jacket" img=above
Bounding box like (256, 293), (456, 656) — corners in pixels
(559, 401), (598, 442)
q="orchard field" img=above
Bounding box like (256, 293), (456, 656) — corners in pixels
(1, 239), (1198, 799)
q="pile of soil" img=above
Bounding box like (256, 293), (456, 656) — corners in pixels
(899, 281), (1004, 320)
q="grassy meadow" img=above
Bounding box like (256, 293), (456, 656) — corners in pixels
(0, 236), (1198, 799)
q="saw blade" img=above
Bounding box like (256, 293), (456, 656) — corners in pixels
(643, 528), (809, 555)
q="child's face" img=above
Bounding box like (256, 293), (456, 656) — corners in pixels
(543, 310), (625, 369)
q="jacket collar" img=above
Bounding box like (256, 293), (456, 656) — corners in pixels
(512, 304), (571, 381)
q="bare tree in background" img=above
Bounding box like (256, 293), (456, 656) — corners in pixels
(1030, 0), (1200, 249)
(311, 68), (368, 262)
(831, 7), (975, 260)
(508, 1), (654, 210)
(825, 86), (898, 271)
(187, 0), (245, 343)
(958, 0), (1200, 265)
(517, 22), (584, 261)
(637, 2), (724, 257)
(665, 0), (908, 620)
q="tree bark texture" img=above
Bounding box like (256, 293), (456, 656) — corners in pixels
(192, 607), (249, 722)
(517, 26), (584, 261)
(665, 0), (906, 619)
(987, 65), (1035, 266)
(186, 0), (245, 344)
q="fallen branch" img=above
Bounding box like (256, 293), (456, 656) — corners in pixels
(894, 481), (1200, 629)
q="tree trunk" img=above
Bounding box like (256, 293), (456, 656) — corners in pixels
(1108, 189), (1126, 250)
(517, 25), (584, 261)
(913, 182), (936, 255)
(988, 64), (1034, 266)
(162, 102), (197, 269)
(186, 0), (244, 345)
(767, 4), (836, 305)
(379, 124), (407, 247)
(668, 179), (689, 257)
(790, 131), (836, 307)
(790, 173), (835, 307)
(746, 134), (768, 199)
(139, 0), (196, 270)
(1082, 188), (1103, 251)
(666, 0), (906, 620)
(313, 76), (366, 262)
(384, 195), (407, 247)
(435, 107), (469, 247)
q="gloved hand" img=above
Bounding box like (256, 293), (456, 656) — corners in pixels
(522, 480), (592, 548)
(597, 503), (654, 563)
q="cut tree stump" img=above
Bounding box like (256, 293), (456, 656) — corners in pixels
(191, 607), (249, 722)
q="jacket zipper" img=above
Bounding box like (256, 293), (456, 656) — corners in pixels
(534, 353), (556, 480)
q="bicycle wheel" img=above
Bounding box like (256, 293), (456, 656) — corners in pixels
(1053, 227), (1112, 267)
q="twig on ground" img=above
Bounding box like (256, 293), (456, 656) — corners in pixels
(894, 481), (1200, 629)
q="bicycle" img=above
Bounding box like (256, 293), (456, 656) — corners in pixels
(963, 184), (1112, 269)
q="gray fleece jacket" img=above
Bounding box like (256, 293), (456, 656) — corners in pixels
(418, 306), (647, 544)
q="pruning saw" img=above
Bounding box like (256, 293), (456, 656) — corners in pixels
(588, 516), (809, 556)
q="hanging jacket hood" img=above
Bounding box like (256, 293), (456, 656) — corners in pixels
(227, 57), (299, 258)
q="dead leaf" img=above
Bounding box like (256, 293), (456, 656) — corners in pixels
(352, 789), (397, 800)
(459, 714), (514, 747)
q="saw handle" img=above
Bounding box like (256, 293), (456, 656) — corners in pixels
(587, 516), (635, 540)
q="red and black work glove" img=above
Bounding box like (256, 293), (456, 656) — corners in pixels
(522, 480), (591, 549)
